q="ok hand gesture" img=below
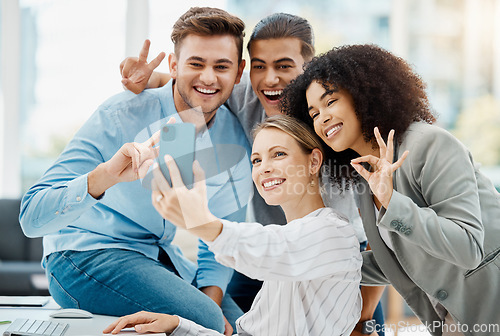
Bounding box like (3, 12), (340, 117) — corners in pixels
(350, 128), (409, 209)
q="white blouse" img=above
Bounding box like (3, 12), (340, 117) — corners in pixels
(171, 207), (362, 336)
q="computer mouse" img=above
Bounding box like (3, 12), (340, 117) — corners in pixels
(49, 308), (94, 318)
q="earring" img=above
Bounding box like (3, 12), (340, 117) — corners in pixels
(310, 178), (316, 187)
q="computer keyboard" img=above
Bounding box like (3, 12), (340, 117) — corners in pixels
(3, 319), (68, 336)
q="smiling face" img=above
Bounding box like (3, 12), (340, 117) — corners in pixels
(306, 80), (372, 156)
(169, 34), (245, 124)
(249, 38), (306, 116)
(251, 127), (316, 206)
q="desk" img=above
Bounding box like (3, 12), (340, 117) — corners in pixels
(0, 297), (165, 336)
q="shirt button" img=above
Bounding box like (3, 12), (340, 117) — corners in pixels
(437, 290), (448, 301)
(390, 219), (403, 229)
(76, 196), (82, 202)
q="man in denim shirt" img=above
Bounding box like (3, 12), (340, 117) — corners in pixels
(19, 7), (251, 335)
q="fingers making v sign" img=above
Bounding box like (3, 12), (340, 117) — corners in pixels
(120, 39), (166, 94)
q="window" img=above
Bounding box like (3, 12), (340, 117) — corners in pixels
(17, 0), (126, 192)
(1, 0), (499, 196)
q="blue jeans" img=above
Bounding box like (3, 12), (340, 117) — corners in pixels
(46, 248), (242, 333)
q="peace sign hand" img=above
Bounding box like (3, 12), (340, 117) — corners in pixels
(120, 39), (165, 94)
(350, 128), (409, 209)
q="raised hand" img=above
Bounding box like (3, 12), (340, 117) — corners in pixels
(106, 131), (160, 183)
(120, 39), (165, 94)
(103, 311), (179, 334)
(151, 160), (185, 229)
(88, 130), (160, 198)
(350, 128), (409, 209)
(151, 155), (222, 241)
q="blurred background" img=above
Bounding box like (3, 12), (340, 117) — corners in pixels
(1, 0), (499, 334)
(1, 0), (500, 197)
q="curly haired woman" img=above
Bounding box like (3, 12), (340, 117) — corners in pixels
(282, 44), (500, 336)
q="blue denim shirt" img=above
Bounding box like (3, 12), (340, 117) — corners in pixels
(20, 81), (252, 293)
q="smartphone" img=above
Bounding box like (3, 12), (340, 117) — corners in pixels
(159, 123), (195, 188)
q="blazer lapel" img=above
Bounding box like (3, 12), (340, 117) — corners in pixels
(356, 177), (389, 256)
(356, 177), (418, 290)
(357, 175), (441, 327)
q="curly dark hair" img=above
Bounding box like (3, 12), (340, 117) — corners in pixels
(281, 44), (436, 184)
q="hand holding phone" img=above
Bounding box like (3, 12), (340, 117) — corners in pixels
(153, 156), (222, 236)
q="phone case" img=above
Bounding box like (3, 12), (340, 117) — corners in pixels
(159, 123), (195, 188)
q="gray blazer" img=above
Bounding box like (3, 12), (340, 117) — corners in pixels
(358, 122), (500, 336)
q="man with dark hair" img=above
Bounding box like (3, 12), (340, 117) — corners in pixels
(20, 7), (252, 334)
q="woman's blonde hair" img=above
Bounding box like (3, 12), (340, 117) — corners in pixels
(252, 115), (324, 158)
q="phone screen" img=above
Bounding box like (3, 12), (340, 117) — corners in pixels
(159, 123), (195, 188)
